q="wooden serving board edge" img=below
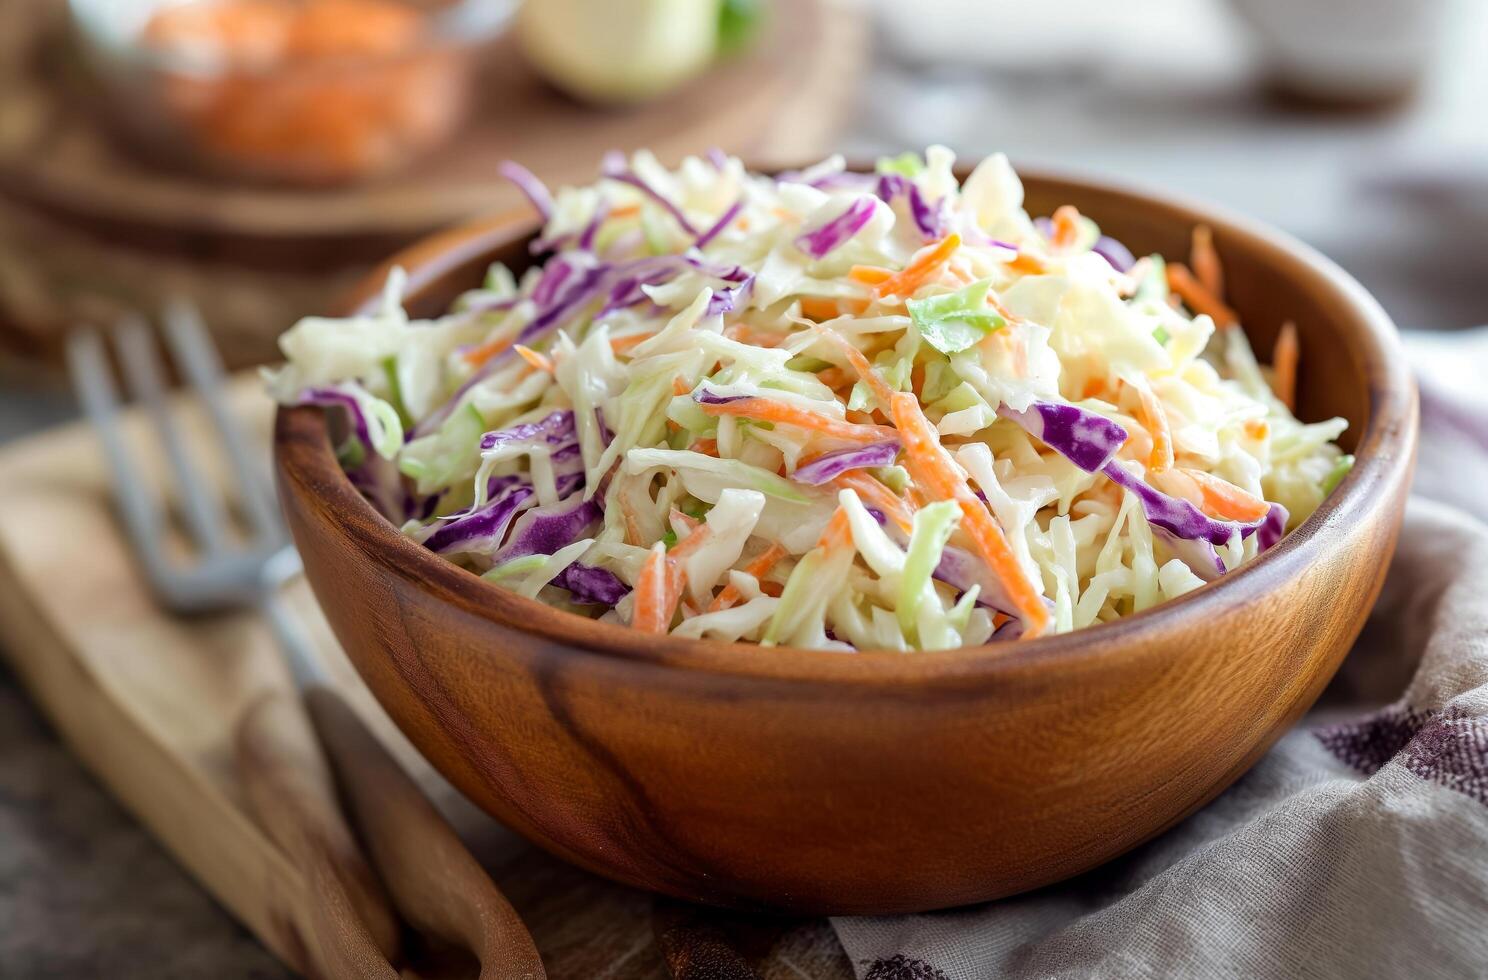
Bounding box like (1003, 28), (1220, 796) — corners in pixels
(0, 541), (314, 971)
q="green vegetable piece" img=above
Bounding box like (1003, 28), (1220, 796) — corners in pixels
(897, 500), (960, 640)
(1322, 454), (1355, 494)
(1153, 325), (1172, 345)
(875, 152), (923, 178)
(717, 0), (764, 56)
(661, 528), (679, 549)
(907, 279), (1006, 355)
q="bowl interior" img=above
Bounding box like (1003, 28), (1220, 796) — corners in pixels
(298, 165), (1413, 674)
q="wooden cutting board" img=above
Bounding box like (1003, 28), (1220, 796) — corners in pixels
(0, 376), (853, 980)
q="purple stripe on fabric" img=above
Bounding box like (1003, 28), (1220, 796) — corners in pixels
(1316, 703), (1488, 805)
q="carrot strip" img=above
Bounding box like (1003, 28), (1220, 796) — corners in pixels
(849, 265), (893, 285)
(609, 332), (654, 354)
(810, 325), (897, 409)
(1132, 379), (1174, 473)
(689, 437), (719, 456)
(611, 203), (641, 219)
(708, 543), (788, 612)
(834, 471), (916, 533)
(633, 544), (672, 633)
(890, 392), (1049, 636)
(462, 335), (512, 368)
(1244, 418), (1269, 441)
(669, 524), (713, 559)
(1167, 262), (1238, 328)
(1191, 225), (1224, 299)
(1050, 205), (1082, 252)
(1007, 252), (1047, 276)
(671, 375), (692, 397)
(874, 234), (961, 298)
(669, 508), (701, 533)
(1272, 321), (1298, 411)
(1180, 469), (1271, 523)
(816, 507), (853, 552)
(698, 397), (896, 443)
(514, 344), (554, 374)
(799, 297), (841, 321)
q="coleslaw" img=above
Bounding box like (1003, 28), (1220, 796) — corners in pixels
(268, 147), (1351, 650)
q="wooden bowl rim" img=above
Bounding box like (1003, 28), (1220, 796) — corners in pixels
(274, 163), (1418, 687)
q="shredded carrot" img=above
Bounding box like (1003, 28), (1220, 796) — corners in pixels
(1191, 225), (1224, 299)
(632, 545), (673, 633)
(1167, 263), (1238, 328)
(816, 366), (852, 391)
(1007, 252), (1047, 276)
(1244, 418), (1270, 441)
(609, 332), (654, 354)
(708, 543), (788, 612)
(669, 508), (701, 533)
(874, 234), (961, 298)
(1050, 205), (1082, 252)
(1132, 379), (1174, 473)
(697, 397), (896, 444)
(771, 206), (798, 223)
(810, 324), (897, 409)
(799, 297), (841, 321)
(1179, 469), (1271, 523)
(514, 344), (553, 374)
(462, 335), (512, 368)
(1272, 321), (1298, 411)
(849, 265), (893, 285)
(671, 375), (691, 397)
(759, 580), (785, 598)
(816, 507), (853, 552)
(611, 203), (641, 219)
(669, 523), (713, 559)
(890, 392), (1049, 636)
(689, 438), (718, 456)
(834, 471), (915, 533)
(1081, 376), (1107, 400)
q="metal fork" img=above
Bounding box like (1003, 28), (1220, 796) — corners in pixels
(66, 306), (545, 980)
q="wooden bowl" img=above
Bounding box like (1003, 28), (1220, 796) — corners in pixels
(274, 167), (1417, 915)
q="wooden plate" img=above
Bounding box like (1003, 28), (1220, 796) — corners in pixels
(0, 0), (865, 366)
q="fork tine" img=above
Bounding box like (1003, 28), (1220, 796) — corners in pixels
(161, 299), (282, 541)
(65, 328), (174, 585)
(114, 314), (229, 555)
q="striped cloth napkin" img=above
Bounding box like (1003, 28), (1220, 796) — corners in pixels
(831, 329), (1488, 980)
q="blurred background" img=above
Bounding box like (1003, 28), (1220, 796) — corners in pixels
(1, 0), (1484, 440)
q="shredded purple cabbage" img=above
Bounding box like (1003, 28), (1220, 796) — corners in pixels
(1255, 502), (1290, 551)
(553, 563), (630, 605)
(696, 198), (744, 250)
(1000, 401), (1128, 473)
(795, 197), (878, 259)
(495, 495), (603, 564)
(1092, 235), (1136, 272)
(424, 485), (534, 555)
(499, 161), (553, 222)
(1152, 526), (1227, 581)
(480, 410), (575, 451)
(791, 440), (901, 486)
(1102, 461), (1264, 547)
(874, 174), (946, 240)
(600, 152), (699, 236)
(693, 388), (752, 406)
(706, 277), (754, 316)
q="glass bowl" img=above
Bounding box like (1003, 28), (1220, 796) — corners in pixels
(68, 0), (513, 186)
